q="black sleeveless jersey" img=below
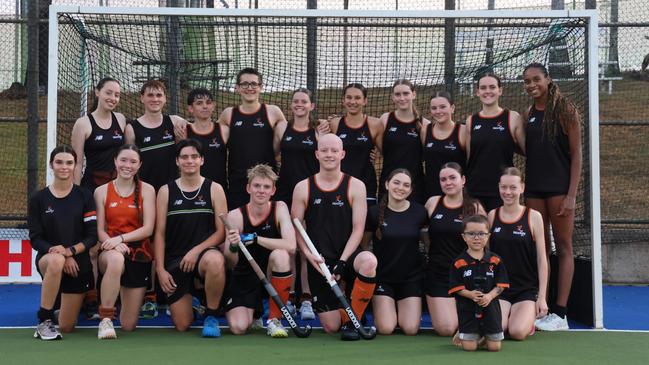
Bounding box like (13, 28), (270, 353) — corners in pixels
(427, 198), (466, 283)
(81, 112), (124, 191)
(489, 207), (538, 293)
(187, 122), (227, 188)
(336, 117), (377, 199)
(164, 178), (215, 264)
(380, 112), (424, 199)
(466, 109), (515, 197)
(304, 174), (353, 260)
(234, 201), (281, 274)
(423, 123), (466, 198)
(227, 104), (276, 195)
(525, 107), (571, 194)
(366, 202), (427, 282)
(129, 115), (177, 191)
(276, 126), (318, 204)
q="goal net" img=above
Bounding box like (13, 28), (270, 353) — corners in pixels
(48, 6), (601, 326)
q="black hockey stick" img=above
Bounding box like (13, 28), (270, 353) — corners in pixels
(219, 214), (311, 338)
(293, 218), (377, 340)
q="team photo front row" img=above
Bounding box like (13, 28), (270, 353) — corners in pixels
(29, 64), (580, 351)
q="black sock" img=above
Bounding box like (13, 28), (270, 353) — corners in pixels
(554, 305), (567, 319)
(37, 307), (54, 322)
(205, 307), (219, 318)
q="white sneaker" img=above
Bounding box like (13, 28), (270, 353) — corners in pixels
(250, 317), (265, 330)
(299, 300), (315, 320)
(98, 318), (117, 339)
(266, 318), (288, 338)
(285, 301), (297, 316)
(34, 319), (62, 341)
(535, 313), (569, 331)
(534, 315), (549, 329)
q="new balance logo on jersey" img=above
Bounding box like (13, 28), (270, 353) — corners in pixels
(45, 206), (54, 214)
(492, 122), (505, 131)
(94, 135), (104, 141)
(474, 125), (482, 130)
(381, 222), (388, 227)
(313, 198), (322, 205)
(339, 134), (347, 139)
(434, 214), (444, 220)
(143, 136), (151, 143)
(426, 142), (434, 148)
(253, 118), (264, 128)
(234, 121), (243, 127)
(388, 127), (397, 132)
(174, 199), (183, 206)
(445, 142), (457, 150)
(285, 136), (293, 141)
(513, 225), (527, 237)
(529, 117), (536, 124)
(493, 227), (502, 233)
(109, 202), (118, 208)
(463, 269), (472, 277)
(332, 195), (345, 207)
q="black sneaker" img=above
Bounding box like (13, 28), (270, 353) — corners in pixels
(340, 321), (360, 341)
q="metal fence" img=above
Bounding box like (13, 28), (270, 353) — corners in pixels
(0, 1), (647, 244)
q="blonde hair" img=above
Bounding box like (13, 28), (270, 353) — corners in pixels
(247, 164), (278, 185)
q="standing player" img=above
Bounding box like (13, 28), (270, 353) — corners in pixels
(154, 139), (228, 336)
(522, 63), (582, 331)
(292, 134), (378, 341)
(464, 73), (525, 211)
(125, 80), (188, 191)
(378, 80), (427, 203)
(422, 91), (467, 198)
(94, 144), (156, 339)
(425, 162), (484, 337)
(364, 168), (428, 335)
(273, 88), (324, 319)
(71, 77), (126, 192)
(488, 167), (548, 340)
(186, 88), (228, 189)
(217, 68), (287, 208)
(29, 145), (97, 340)
(329, 83), (384, 205)
(222, 164), (296, 338)
(450, 214), (509, 352)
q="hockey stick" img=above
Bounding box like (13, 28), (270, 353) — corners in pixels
(218, 214), (311, 338)
(292, 218), (377, 340)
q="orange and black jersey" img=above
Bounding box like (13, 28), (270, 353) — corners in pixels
(448, 250), (509, 296)
(28, 185), (97, 273)
(81, 112), (124, 191)
(129, 115), (177, 191)
(336, 117), (377, 199)
(427, 198), (466, 283)
(525, 107), (571, 194)
(187, 123), (227, 188)
(164, 178), (216, 265)
(234, 201), (281, 274)
(423, 123), (466, 197)
(366, 202), (427, 282)
(227, 104), (276, 195)
(489, 207), (538, 294)
(304, 174), (353, 261)
(104, 181), (152, 263)
(276, 126), (318, 204)
(380, 112), (424, 202)
(466, 109), (515, 198)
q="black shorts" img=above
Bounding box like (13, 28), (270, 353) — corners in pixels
(165, 248), (217, 305)
(474, 195), (503, 212)
(423, 270), (452, 298)
(308, 250), (361, 314)
(500, 288), (538, 305)
(525, 191), (566, 200)
(222, 270), (264, 311)
(36, 255), (94, 294)
(457, 299), (503, 339)
(374, 280), (422, 301)
(122, 259), (152, 288)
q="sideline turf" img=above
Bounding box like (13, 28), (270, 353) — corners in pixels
(1, 329), (647, 365)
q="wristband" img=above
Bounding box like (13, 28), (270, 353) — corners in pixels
(120, 234), (125, 243)
(240, 232), (258, 246)
(229, 243), (239, 253)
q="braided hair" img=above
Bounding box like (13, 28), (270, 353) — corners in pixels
(375, 168), (413, 240)
(115, 144), (143, 222)
(392, 79), (422, 133)
(439, 162), (480, 217)
(523, 63), (581, 143)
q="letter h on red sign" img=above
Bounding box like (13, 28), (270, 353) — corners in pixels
(0, 240), (33, 276)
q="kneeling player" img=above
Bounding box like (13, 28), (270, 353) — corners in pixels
(449, 215), (509, 351)
(223, 164), (296, 337)
(292, 134), (378, 341)
(154, 139), (228, 337)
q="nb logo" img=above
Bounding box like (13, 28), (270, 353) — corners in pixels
(529, 117), (536, 123)
(434, 214), (443, 219)
(474, 125), (482, 130)
(463, 269), (472, 277)
(339, 134), (347, 139)
(94, 135), (103, 141)
(493, 227), (502, 233)
(174, 199), (183, 206)
(109, 202), (118, 208)
(285, 136), (293, 141)
(234, 121), (243, 127)
(313, 198), (322, 205)
(426, 142), (433, 148)
(389, 127), (397, 132)
(143, 136), (151, 143)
